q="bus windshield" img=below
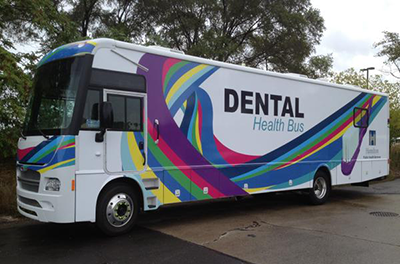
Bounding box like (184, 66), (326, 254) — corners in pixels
(23, 57), (84, 136)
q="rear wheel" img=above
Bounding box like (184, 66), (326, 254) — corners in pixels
(96, 183), (139, 236)
(309, 171), (331, 205)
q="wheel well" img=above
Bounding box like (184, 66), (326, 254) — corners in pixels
(316, 166), (332, 185)
(97, 177), (144, 211)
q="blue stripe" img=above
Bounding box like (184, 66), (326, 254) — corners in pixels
(164, 63), (199, 96)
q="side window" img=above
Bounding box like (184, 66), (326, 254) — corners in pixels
(353, 107), (369, 128)
(81, 89), (100, 129)
(108, 94), (143, 131)
(126, 97), (142, 131)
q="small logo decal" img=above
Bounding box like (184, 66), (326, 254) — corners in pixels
(369, 130), (376, 146)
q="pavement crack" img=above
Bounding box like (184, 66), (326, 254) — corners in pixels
(204, 221), (262, 245)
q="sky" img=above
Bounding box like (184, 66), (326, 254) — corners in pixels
(311, 0), (399, 80)
(15, 0), (399, 81)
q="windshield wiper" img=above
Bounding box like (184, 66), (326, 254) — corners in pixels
(35, 124), (50, 139)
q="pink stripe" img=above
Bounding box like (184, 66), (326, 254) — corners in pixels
(148, 120), (223, 198)
(162, 58), (181, 89)
(58, 142), (75, 150)
(214, 136), (259, 165)
(198, 99), (203, 140)
(17, 147), (34, 160)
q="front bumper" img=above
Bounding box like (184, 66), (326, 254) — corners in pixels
(16, 186), (75, 223)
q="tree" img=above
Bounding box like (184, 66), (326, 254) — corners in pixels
(0, 0), (63, 159)
(331, 68), (400, 139)
(92, 0), (148, 42)
(303, 54), (333, 79)
(374, 31), (400, 79)
(143, 0), (329, 75)
(41, 0), (149, 51)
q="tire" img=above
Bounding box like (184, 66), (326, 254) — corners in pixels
(96, 183), (139, 236)
(308, 170), (331, 205)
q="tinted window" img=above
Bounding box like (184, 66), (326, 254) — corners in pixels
(81, 89), (101, 129)
(354, 107), (369, 128)
(23, 57), (84, 135)
(90, 68), (146, 93)
(108, 94), (143, 131)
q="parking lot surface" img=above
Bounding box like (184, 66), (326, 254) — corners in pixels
(1, 178), (399, 264)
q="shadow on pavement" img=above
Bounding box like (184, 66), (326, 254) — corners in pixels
(0, 221), (247, 264)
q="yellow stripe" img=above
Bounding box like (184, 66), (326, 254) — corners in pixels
(372, 95), (381, 105)
(165, 64), (208, 105)
(195, 111), (203, 154)
(244, 185), (274, 194)
(38, 158), (75, 174)
(61, 145), (75, 150)
(86, 40), (97, 46)
(127, 132), (144, 171)
(183, 100), (187, 108)
(127, 132), (180, 204)
(140, 170), (181, 204)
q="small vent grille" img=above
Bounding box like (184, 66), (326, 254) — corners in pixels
(19, 206), (37, 216)
(369, 211), (399, 217)
(18, 196), (42, 208)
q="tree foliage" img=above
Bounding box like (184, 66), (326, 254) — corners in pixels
(143, 0), (327, 75)
(0, 0), (333, 159)
(374, 31), (400, 79)
(331, 68), (400, 139)
(0, 0), (60, 159)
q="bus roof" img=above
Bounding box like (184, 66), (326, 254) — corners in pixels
(40, 38), (388, 97)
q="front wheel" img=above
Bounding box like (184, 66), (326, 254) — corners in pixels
(96, 184), (139, 236)
(308, 171), (331, 205)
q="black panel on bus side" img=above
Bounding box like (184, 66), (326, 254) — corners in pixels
(89, 68), (146, 93)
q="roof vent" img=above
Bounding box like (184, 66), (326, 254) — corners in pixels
(148, 45), (185, 55)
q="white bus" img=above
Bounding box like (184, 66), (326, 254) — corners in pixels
(16, 38), (389, 236)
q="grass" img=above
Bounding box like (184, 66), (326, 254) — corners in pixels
(0, 159), (18, 216)
(1, 146), (400, 218)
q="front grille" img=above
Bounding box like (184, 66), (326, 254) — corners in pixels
(18, 169), (40, 193)
(18, 196), (42, 208)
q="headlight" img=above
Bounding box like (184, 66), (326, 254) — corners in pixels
(45, 178), (61, 192)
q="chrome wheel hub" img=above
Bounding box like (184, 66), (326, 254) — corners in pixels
(314, 177), (327, 199)
(106, 193), (134, 227)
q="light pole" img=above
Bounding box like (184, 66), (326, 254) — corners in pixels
(360, 67), (375, 89)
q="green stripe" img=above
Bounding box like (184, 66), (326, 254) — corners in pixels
(163, 61), (189, 91)
(148, 138), (211, 200)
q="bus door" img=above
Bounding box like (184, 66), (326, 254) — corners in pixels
(103, 89), (147, 173)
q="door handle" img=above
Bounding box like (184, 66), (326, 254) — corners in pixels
(139, 141), (146, 165)
(154, 119), (160, 144)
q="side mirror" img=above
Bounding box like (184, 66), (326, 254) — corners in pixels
(95, 102), (114, 142)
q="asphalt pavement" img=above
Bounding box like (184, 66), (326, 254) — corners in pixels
(1, 178), (400, 264)
(0, 220), (247, 264)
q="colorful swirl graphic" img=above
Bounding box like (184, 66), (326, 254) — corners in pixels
(17, 136), (75, 174)
(133, 53), (387, 201)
